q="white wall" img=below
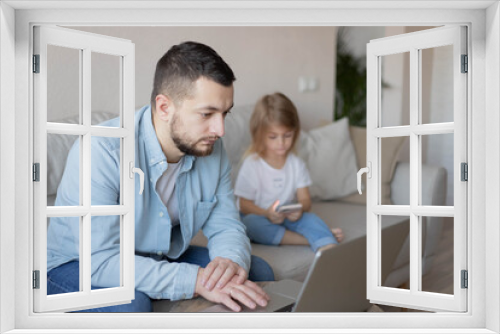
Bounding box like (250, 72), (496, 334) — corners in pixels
(45, 25), (454, 204)
(51, 26), (337, 130)
(341, 26), (386, 59)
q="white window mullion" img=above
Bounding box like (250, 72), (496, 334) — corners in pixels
(372, 126), (411, 138)
(372, 205), (455, 217)
(409, 47), (420, 295)
(366, 44), (380, 294)
(372, 205), (411, 216)
(413, 123), (454, 135)
(81, 46), (92, 295)
(121, 41), (136, 296)
(46, 123), (129, 137)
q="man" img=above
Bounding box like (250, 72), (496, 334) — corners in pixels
(47, 41), (274, 312)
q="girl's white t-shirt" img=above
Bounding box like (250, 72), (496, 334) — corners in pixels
(234, 153), (312, 210)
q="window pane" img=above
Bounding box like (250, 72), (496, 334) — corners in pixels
(420, 45), (454, 124)
(421, 217), (453, 295)
(47, 216), (81, 294)
(381, 215), (410, 290)
(380, 52), (410, 127)
(47, 45), (81, 124)
(47, 134), (80, 206)
(91, 52), (121, 127)
(421, 133), (453, 206)
(91, 136), (121, 205)
(91, 215), (121, 290)
(381, 136), (409, 205)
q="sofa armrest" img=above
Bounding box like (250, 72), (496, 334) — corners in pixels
(390, 162), (447, 206)
(385, 162), (448, 287)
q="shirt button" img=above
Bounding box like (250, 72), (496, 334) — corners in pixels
(159, 212), (164, 217)
(157, 251), (163, 256)
(181, 293), (186, 299)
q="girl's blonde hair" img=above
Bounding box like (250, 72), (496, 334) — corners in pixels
(246, 92), (301, 158)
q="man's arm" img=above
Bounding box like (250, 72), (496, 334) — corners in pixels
(92, 247), (200, 300)
(200, 144), (252, 287)
(55, 138), (201, 300)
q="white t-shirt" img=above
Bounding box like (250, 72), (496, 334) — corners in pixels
(234, 153), (312, 210)
(155, 159), (183, 226)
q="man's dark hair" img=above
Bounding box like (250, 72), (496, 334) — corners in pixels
(150, 41), (236, 109)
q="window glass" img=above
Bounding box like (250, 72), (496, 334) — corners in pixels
(47, 45), (81, 124)
(91, 52), (121, 127)
(380, 52), (410, 127)
(421, 45), (454, 124)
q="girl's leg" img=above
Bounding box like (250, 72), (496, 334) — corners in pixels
(240, 214), (287, 246)
(284, 213), (338, 252)
(241, 213), (311, 246)
(279, 230), (309, 245)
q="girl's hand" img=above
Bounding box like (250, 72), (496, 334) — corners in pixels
(266, 200), (285, 224)
(286, 210), (302, 222)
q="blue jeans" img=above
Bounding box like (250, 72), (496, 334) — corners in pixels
(241, 212), (338, 252)
(47, 245), (274, 312)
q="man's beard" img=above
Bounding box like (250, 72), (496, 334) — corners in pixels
(170, 112), (218, 157)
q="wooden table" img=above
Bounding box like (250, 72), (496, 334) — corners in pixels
(152, 282), (270, 313)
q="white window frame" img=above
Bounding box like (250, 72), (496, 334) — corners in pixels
(32, 25), (136, 313)
(1, 1), (499, 333)
(366, 26), (468, 312)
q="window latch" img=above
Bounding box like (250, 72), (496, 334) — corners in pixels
(357, 162), (372, 194)
(129, 162), (144, 195)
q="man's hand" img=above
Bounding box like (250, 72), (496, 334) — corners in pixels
(201, 257), (247, 291)
(196, 268), (270, 312)
(266, 200), (285, 224)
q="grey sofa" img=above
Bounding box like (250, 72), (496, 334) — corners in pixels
(46, 109), (447, 310)
(191, 161), (447, 287)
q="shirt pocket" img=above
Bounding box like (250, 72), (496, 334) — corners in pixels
(194, 197), (218, 229)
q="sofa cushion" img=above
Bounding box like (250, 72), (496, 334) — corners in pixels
(339, 126), (406, 205)
(222, 105), (254, 185)
(223, 105), (358, 201)
(298, 118), (358, 200)
(47, 111), (117, 195)
(191, 200), (409, 281)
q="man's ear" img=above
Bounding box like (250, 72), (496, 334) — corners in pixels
(155, 94), (175, 122)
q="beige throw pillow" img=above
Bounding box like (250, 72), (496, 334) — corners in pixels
(298, 118), (358, 201)
(339, 126), (405, 205)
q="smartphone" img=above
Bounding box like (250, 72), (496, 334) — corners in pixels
(277, 203), (303, 214)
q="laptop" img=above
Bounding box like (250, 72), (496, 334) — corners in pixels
(201, 221), (409, 313)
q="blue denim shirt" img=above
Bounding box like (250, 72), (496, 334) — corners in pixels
(47, 106), (251, 301)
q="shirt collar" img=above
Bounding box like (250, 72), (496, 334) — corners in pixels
(142, 105), (195, 171)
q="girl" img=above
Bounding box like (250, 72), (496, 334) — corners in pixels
(234, 92), (344, 252)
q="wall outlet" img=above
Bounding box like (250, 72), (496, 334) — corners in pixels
(298, 76), (319, 93)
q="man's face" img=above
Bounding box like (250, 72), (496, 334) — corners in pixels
(170, 77), (234, 157)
